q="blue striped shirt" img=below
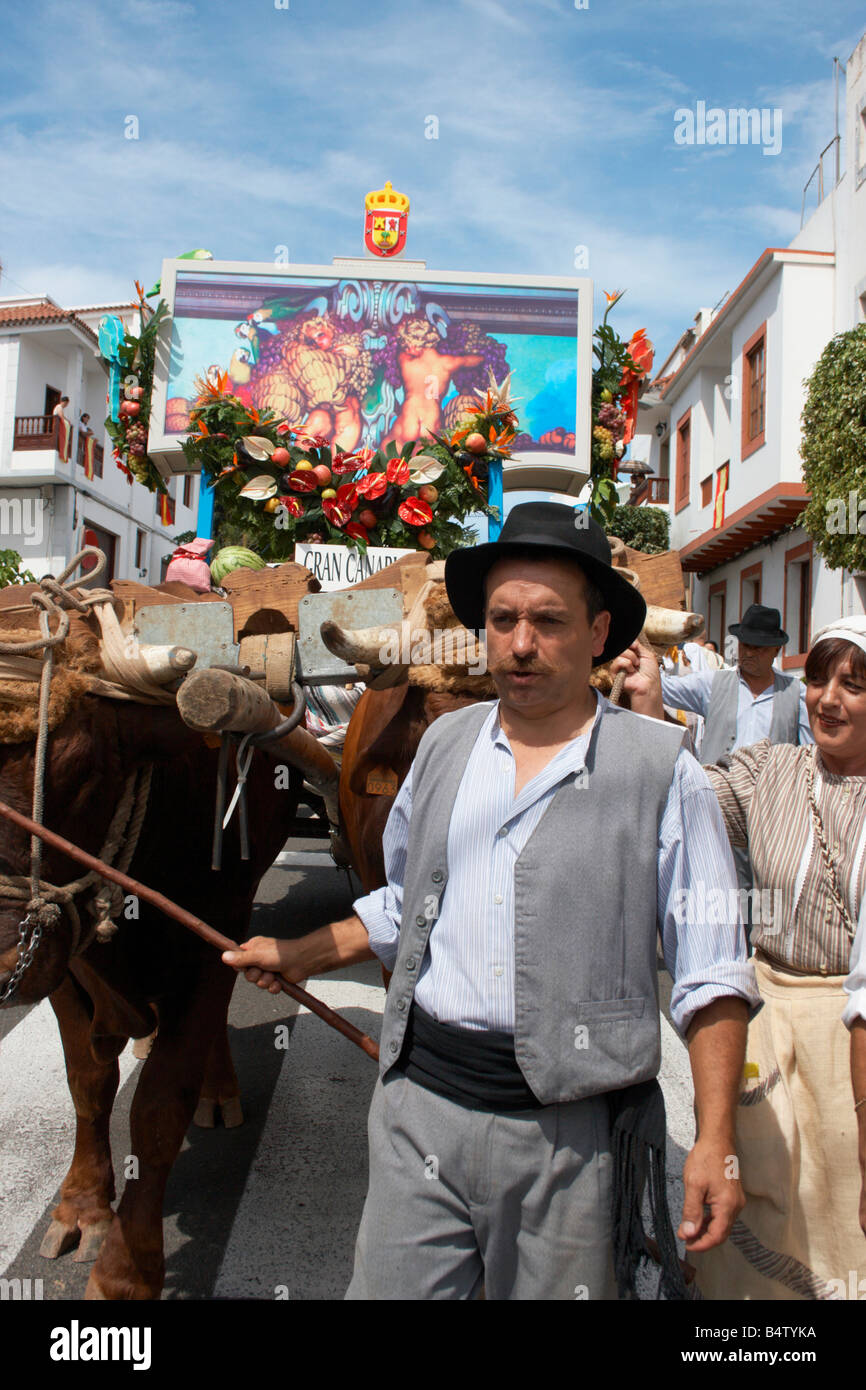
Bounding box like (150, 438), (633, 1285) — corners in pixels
(353, 693), (761, 1038)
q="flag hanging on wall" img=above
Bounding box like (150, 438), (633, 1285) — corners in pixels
(57, 416), (72, 462)
(158, 492), (174, 527)
(713, 462), (729, 529)
(83, 435), (95, 481)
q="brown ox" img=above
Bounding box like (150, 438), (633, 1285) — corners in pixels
(0, 580), (305, 1300)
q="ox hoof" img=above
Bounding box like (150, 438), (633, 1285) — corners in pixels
(40, 1218), (80, 1260)
(73, 1220), (113, 1263)
(132, 1030), (157, 1060)
(219, 1096), (244, 1129)
(193, 1097), (217, 1128)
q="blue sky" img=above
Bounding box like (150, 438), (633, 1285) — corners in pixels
(0, 0), (863, 365)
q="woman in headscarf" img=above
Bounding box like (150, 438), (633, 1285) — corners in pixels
(614, 617), (866, 1299)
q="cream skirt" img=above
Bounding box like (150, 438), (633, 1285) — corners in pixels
(693, 956), (864, 1300)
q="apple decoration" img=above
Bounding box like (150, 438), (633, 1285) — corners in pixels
(271, 447), (290, 466)
(418, 484), (438, 505)
(417, 530), (436, 550)
(358, 508), (378, 529)
(313, 464), (332, 486)
(321, 487), (337, 500)
(464, 432), (488, 454)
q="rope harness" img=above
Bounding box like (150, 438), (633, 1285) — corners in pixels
(0, 549), (158, 1002)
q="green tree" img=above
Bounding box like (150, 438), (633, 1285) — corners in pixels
(800, 324), (866, 571)
(0, 550), (37, 588)
(605, 505), (669, 554)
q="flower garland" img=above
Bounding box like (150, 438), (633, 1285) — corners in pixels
(589, 290), (654, 525)
(181, 371), (514, 560)
(104, 283), (170, 497)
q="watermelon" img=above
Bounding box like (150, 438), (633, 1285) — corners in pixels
(210, 546), (266, 584)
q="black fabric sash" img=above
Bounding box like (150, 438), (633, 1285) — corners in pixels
(398, 1004), (542, 1112)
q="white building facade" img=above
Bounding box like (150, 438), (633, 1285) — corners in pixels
(630, 33), (866, 671)
(0, 296), (200, 585)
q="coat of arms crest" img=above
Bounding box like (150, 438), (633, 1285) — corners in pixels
(364, 181), (410, 258)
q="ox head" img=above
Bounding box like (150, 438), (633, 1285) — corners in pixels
(320, 579), (493, 696)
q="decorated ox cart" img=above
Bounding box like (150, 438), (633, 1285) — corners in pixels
(0, 248), (695, 1299)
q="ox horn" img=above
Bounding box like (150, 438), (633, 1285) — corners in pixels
(642, 606), (704, 648)
(136, 643), (197, 683)
(320, 620), (408, 669)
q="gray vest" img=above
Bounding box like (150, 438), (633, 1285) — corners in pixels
(700, 667), (801, 765)
(379, 701), (685, 1105)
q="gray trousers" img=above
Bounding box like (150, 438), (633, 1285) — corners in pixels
(345, 1070), (617, 1301)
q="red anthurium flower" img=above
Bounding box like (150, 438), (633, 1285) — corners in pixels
(398, 497), (434, 527)
(357, 471), (388, 500)
(279, 495), (304, 517)
(276, 422), (292, 436)
(331, 452), (361, 474)
(294, 432), (330, 449)
(286, 469), (318, 492)
(323, 498), (352, 527)
(386, 457), (410, 485)
(336, 482), (358, 509)
(344, 522), (369, 542)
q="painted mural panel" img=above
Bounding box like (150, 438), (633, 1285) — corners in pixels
(163, 271), (580, 457)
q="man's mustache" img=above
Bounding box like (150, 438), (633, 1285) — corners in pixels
(489, 658), (551, 676)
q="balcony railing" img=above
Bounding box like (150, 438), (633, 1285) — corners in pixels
(629, 476), (669, 506)
(13, 414), (61, 451)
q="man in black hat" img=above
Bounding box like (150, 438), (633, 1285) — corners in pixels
(223, 502), (759, 1300)
(659, 603), (813, 765)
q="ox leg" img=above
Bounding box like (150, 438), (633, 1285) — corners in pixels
(40, 974), (121, 1263)
(194, 985), (242, 1129)
(85, 962), (234, 1300)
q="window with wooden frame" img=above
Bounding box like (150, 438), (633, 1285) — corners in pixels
(741, 322), (767, 460)
(135, 529), (146, 569)
(183, 473), (193, 508)
(700, 476), (713, 508)
(708, 580), (726, 655)
(739, 561), (762, 616)
(783, 540), (812, 669)
(675, 409), (691, 513)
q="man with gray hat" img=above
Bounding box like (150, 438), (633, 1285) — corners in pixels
(224, 502), (760, 1300)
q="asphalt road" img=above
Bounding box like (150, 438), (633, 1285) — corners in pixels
(0, 843), (695, 1302)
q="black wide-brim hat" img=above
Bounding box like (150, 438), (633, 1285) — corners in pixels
(728, 603), (788, 647)
(444, 501), (647, 667)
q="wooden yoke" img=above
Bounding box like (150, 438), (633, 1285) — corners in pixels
(176, 668), (282, 735)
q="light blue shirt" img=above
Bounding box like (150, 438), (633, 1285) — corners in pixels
(659, 667), (814, 752)
(354, 693), (760, 1039)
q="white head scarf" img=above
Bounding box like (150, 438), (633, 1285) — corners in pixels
(809, 617), (866, 661)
